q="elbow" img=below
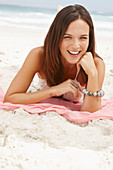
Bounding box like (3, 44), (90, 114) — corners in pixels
(3, 94), (13, 104)
(80, 105), (102, 113)
(3, 95), (9, 103)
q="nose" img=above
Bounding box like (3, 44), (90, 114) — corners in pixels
(73, 39), (80, 48)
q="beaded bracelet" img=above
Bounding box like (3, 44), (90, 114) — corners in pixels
(82, 88), (105, 97)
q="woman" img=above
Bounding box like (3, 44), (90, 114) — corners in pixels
(4, 4), (105, 113)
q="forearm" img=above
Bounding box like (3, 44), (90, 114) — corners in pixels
(4, 87), (56, 104)
(81, 71), (102, 112)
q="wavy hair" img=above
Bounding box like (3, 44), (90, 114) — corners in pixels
(42, 4), (95, 86)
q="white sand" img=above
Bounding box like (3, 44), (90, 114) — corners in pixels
(0, 25), (113, 170)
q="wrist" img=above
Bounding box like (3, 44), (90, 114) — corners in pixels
(86, 70), (99, 93)
(48, 86), (57, 97)
(82, 88), (105, 97)
(88, 69), (98, 79)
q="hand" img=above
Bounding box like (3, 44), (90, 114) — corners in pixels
(77, 52), (97, 76)
(54, 79), (82, 98)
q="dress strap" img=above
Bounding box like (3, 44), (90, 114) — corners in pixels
(75, 66), (80, 81)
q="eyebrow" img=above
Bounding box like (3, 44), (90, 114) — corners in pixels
(81, 34), (89, 36)
(64, 33), (72, 36)
(64, 33), (89, 36)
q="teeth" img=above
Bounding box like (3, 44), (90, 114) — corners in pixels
(69, 51), (79, 55)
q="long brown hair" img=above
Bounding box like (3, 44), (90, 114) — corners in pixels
(42, 4), (96, 86)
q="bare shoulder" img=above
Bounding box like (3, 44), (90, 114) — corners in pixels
(25, 46), (44, 72)
(94, 56), (105, 70)
(30, 46), (44, 56)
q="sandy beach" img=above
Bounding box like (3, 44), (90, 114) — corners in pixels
(0, 22), (113, 169)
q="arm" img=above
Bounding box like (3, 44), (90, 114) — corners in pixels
(4, 47), (81, 104)
(4, 47), (56, 104)
(78, 52), (105, 112)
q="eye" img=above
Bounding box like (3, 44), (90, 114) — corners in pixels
(80, 36), (88, 40)
(64, 36), (72, 39)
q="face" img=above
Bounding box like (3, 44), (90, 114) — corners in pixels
(59, 19), (89, 66)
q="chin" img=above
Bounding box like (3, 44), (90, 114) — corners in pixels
(68, 59), (79, 64)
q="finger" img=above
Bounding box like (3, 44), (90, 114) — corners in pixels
(71, 80), (83, 92)
(71, 81), (79, 88)
(70, 83), (78, 91)
(70, 84), (78, 98)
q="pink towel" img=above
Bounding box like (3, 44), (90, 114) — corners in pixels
(0, 85), (113, 122)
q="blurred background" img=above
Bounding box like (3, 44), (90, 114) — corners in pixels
(0, 0), (113, 37)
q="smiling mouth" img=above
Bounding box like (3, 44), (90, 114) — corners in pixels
(68, 50), (81, 55)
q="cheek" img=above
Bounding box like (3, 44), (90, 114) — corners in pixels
(82, 40), (89, 50)
(60, 39), (70, 49)
(59, 41), (67, 53)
